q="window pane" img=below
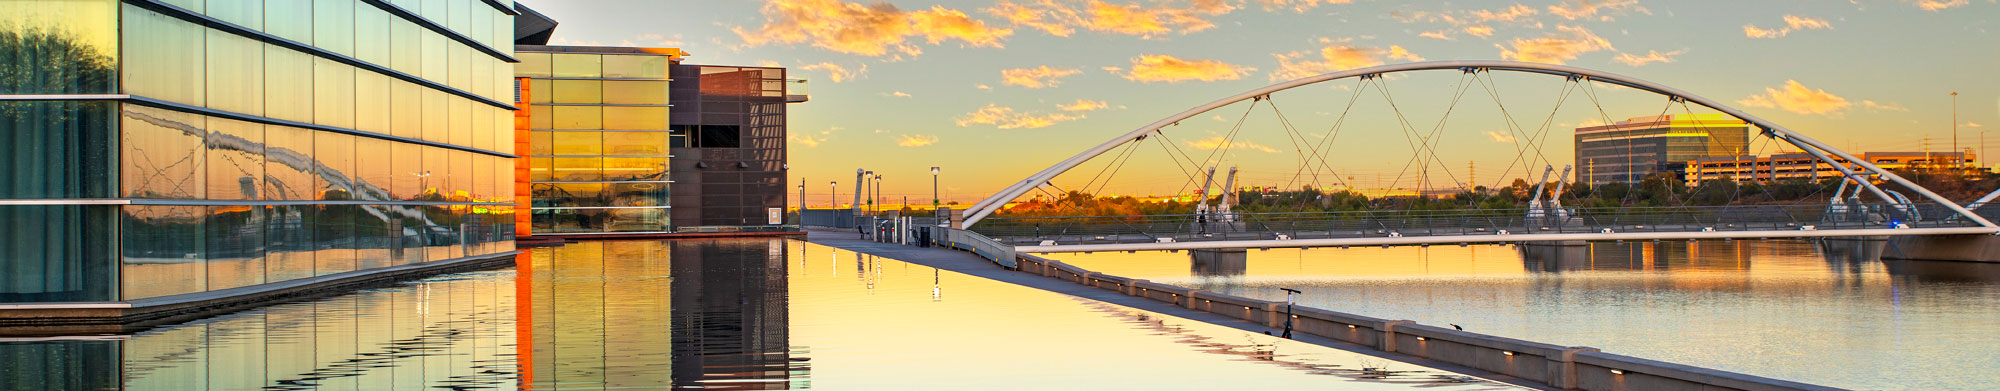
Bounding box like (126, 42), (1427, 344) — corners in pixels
(315, 132), (355, 200)
(355, 72), (390, 134)
(516, 53), (551, 78)
(448, 98), (471, 146)
(122, 5), (205, 106)
(528, 79), (552, 103)
(122, 205), (206, 299)
(314, 204), (355, 276)
(122, 105), (206, 199)
(602, 54), (667, 79)
(472, 105), (494, 152)
(451, 150), (472, 201)
(553, 106), (601, 130)
(353, 2), (389, 66)
(312, 0), (354, 56)
(0, 101), (117, 199)
(601, 132), (667, 155)
(0, 0), (119, 94)
(607, 182), (669, 206)
(206, 205), (265, 290)
(602, 80), (667, 105)
(388, 17), (420, 74)
(603, 106), (667, 130)
(390, 142), (423, 200)
(264, 45), (313, 123)
(527, 156), (550, 182)
(601, 157), (665, 181)
(551, 157), (600, 181)
(529, 104), (552, 129)
(205, 30), (264, 116)
(529, 131), (554, 155)
(354, 138), (391, 201)
(262, 126), (315, 200)
(312, 58), (355, 129)
(265, 205), (314, 282)
(264, 0), (311, 45)
(535, 208), (605, 233)
(423, 147), (448, 198)
(551, 131), (600, 155)
(550, 79), (601, 104)
(0, 204), (118, 302)
(551, 54), (600, 78)
(389, 80), (421, 138)
(422, 89), (447, 142)
(205, 118), (264, 200)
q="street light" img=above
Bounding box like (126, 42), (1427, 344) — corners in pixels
(797, 183), (805, 211)
(873, 174), (883, 215)
(931, 166), (941, 209)
(829, 181), (837, 208)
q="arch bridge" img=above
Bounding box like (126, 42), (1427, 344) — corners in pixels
(953, 61), (2000, 253)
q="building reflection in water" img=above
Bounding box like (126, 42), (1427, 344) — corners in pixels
(0, 239), (799, 390)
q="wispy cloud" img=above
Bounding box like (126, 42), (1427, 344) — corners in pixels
(1744, 15), (1831, 39)
(889, 91), (912, 97)
(1271, 43), (1423, 81)
(733, 0), (1012, 57)
(1463, 25), (1495, 37)
(1612, 49), (1685, 66)
(1861, 100), (1908, 112)
(1483, 130), (1517, 143)
(791, 134), (824, 147)
(1496, 25), (1613, 64)
(1918, 0), (1969, 11)
(1185, 136), (1280, 153)
(1967, 121), (1984, 128)
(955, 104), (1082, 129)
(1254, 0), (1355, 13)
(1469, 4), (1538, 22)
(985, 0), (1228, 39)
(897, 134), (940, 147)
(1547, 0), (1648, 21)
(1418, 30), (1452, 40)
(798, 62), (867, 83)
(1058, 99), (1111, 112)
(1117, 54), (1256, 83)
(1000, 66), (1083, 88)
(1737, 80), (1851, 116)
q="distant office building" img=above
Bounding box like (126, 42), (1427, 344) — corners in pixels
(1687, 151), (1979, 185)
(1, 0), (518, 304)
(515, 45), (683, 234)
(509, 5), (799, 237)
(1575, 114), (1750, 186)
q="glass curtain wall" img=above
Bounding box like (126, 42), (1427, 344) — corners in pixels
(518, 50), (673, 234)
(0, 0), (518, 303)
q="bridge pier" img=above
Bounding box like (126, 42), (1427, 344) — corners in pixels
(1884, 234), (2000, 263)
(1190, 248), (1247, 277)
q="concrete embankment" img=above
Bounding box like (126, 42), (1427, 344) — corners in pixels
(1011, 254), (1842, 391)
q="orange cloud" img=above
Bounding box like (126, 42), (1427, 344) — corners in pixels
(1611, 49), (1684, 66)
(1119, 54), (1255, 83)
(1744, 15), (1831, 38)
(1737, 80), (1851, 116)
(1418, 30), (1452, 40)
(1463, 25), (1495, 37)
(896, 134), (940, 147)
(1254, 0), (1355, 13)
(1483, 130), (1517, 143)
(1186, 136), (1280, 153)
(955, 104), (1083, 129)
(891, 91), (912, 97)
(1058, 99), (1111, 112)
(1547, 0), (1647, 21)
(1496, 25), (1613, 64)
(1000, 66), (1084, 88)
(791, 134), (824, 147)
(798, 62), (866, 83)
(733, 0), (1012, 57)
(985, 0), (1225, 39)
(1273, 42), (1426, 80)
(1469, 4), (1538, 22)
(1918, 0), (1968, 11)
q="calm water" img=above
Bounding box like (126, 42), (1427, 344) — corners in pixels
(0, 239), (1521, 390)
(1054, 239), (2000, 391)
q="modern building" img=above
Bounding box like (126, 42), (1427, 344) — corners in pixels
(1686, 151), (1979, 185)
(514, 45), (684, 235)
(509, 7), (800, 237)
(1575, 114), (1751, 186)
(1, 0), (518, 310)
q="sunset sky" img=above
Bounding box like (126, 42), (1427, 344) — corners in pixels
(525, 0), (1998, 206)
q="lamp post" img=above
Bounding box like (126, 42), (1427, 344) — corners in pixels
(1953, 91), (1960, 168)
(829, 181), (837, 209)
(931, 166), (941, 209)
(873, 174), (882, 215)
(797, 182), (805, 211)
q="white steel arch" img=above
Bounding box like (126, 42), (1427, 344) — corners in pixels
(961, 60), (1996, 228)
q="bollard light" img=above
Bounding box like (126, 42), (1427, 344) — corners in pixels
(1610, 369), (1625, 375)
(1502, 351), (1515, 356)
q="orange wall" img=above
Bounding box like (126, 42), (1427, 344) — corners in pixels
(514, 78), (534, 237)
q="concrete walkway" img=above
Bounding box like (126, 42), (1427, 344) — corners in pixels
(803, 230), (1553, 390)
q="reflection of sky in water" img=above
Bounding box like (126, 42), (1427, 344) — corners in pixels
(1055, 240), (2000, 391)
(0, 239), (1521, 390)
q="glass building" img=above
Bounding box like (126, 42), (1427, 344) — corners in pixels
(1574, 114), (1750, 186)
(516, 46), (681, 234)
(1, 0), (518, 304)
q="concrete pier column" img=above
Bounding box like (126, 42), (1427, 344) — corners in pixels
(1190, 248), (1248, 277)
(1379, 320), (1416, 352)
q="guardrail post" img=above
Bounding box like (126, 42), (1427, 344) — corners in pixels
(1127, 279), (1147, 296)
(1555, 347), (1600, 390)
(1264, 302), (1286, 327)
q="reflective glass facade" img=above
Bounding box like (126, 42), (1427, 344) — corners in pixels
(1575, 114), (1750, 186)
(517, 47), (676, 234)
(1, 0), (516, 303)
